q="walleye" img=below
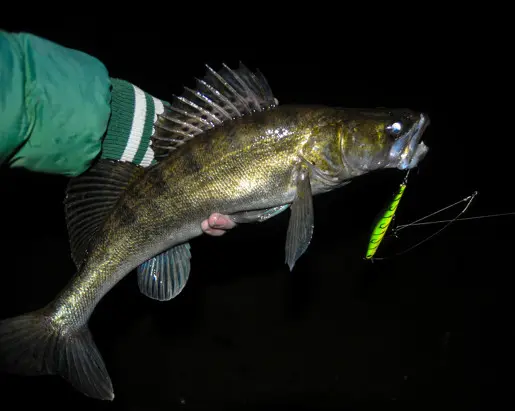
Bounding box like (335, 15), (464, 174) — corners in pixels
(0, 63), (430, 400)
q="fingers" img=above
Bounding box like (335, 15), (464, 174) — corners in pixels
(208, 213), (237, 229)
(201, 220), (226, 236)
(201, 213), (237, 236)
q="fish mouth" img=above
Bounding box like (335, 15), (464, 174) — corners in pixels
(390, 113), (430, 170)
(408, 139), (429, 169)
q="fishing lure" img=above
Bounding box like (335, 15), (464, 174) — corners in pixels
(365, 173), (409, 260)
(366, 180), (480, 261)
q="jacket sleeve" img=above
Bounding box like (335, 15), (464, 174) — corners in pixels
(0, 31), (112, 176)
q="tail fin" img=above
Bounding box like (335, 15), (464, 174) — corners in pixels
(0, 309), (114, 400)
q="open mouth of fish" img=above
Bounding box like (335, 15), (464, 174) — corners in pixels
(392, 113), (430, 170)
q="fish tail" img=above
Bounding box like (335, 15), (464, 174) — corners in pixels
(0, 308), (114, 400)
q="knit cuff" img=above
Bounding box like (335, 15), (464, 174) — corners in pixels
(102, 78), (166, 167)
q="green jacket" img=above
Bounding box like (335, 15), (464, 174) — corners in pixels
(0, 31), (164, 177)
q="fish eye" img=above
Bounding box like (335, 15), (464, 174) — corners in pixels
(386, 121), (403, 137)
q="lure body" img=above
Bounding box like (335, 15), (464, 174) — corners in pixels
(365, 182), (407, 259)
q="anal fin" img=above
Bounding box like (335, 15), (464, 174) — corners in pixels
(137, 243), (192, 301)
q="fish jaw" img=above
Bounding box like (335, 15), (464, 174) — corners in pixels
(407, 140), (429, 169)
(389, 113), (430, 170)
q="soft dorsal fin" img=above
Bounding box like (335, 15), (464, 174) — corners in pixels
(64, 159), (144, 267)
(150, 62), (279, 160)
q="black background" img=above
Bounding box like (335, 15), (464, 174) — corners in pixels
(0, 26), (511, 410)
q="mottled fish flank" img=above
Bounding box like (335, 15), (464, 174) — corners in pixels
(0, 62), (430, 400)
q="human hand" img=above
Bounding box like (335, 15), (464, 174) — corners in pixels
(201, 213), (237, 236)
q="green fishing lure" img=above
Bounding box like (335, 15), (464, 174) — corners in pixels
(365, 177), (407, 260)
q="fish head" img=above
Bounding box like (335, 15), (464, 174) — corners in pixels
(300, 107), (429, 192)
(340, 108), (430, 175)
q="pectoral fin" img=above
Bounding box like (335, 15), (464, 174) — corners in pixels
(137, 243), (192, 301)
(229, 204), (290, 224)
(285, 164), (314, 271)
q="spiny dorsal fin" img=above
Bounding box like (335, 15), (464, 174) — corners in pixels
(64, 159), (144, 267)
(150, 62), (279, 160)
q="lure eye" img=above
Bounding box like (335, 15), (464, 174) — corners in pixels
(386, 121), (403, 137)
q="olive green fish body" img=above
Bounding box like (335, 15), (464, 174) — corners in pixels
(0, 63), (431, 400)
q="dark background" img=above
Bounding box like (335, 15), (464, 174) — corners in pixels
(0, 26), (511, 410)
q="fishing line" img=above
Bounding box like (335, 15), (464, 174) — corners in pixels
(395, 192), (477, 233)
(395, 211), (515, 227)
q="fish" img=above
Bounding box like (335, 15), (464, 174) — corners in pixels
(0, 62), (430, 400)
